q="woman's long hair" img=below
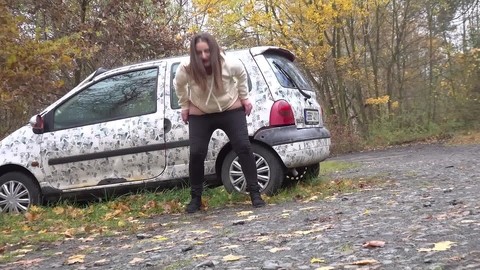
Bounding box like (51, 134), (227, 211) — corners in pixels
(188, 32), (223, 92)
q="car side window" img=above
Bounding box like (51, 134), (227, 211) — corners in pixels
(265, 54), (311, 90)
(170, 63), (181, 109)
(170, 60), (252, 110)
(53, 68), (158, 130)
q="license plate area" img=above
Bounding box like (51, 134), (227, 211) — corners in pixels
(304, 109), (319, 125)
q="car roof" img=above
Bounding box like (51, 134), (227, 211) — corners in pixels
(92, 46), (296, 80)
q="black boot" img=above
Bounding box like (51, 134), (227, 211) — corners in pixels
(186, 195), (202, 213)
(186, 185), (203, 213)
(249, 191), (266, 208)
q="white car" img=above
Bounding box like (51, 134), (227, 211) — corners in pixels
(0, 46), (331, 212)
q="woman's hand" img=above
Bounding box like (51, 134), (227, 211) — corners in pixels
(181, 109), (189, 124)
(241, 99), (253, 116)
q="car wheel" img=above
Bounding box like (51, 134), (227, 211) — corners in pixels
(0, 172), (41, 213)
(285, 163), (320, 181)
(221, 144), (283, 196)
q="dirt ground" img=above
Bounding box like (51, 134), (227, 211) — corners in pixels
(2, 142), (479, 270)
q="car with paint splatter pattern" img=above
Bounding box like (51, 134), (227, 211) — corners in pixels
(0, 46), (330, 212)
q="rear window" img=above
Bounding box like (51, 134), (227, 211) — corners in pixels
(265, 54), (312, 91)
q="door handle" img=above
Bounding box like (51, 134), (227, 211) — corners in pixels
(164, 119), (172, 133)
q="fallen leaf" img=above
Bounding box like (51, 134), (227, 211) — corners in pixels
(310, 257), (325, 263)
(350, 259), (379, 265)
(362, 240), (386, 248)
(220, 245), (240, 250)
(64, 228), (75, 238)
(143, 200), (158, 209)
(0, 246), (5, 254)
(24, 212), (40, 222)
(65, 254), (85, 265)
(299, 207), (318, 211)
(222, 254), (245, 261)
(294, 230), (314, 235)
(53, 207), (65, 215)
(304, 195), (319, 202)
(129, 257), (145, 264)
(193, 254), (209, 258)
(315, 267), (334, 270)
(236, 211), (253, 217)
(154, 235), (169, 241)
(15, 249), (33, 254)
(93, 259), (110, 266)
(191, 230), (209, 234)
(269, 247), (291, 253)
(418, 241), (456, 252)
(256, 236), (270, 242)
(11, 258), (44, 266)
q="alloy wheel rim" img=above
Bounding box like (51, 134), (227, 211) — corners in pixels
(229, 153), (270, 193)
(0, 181), (31, 213)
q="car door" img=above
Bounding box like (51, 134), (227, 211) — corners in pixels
(40, 65), (167, 190)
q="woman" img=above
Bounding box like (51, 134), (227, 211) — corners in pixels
(174, 32), (266, 213)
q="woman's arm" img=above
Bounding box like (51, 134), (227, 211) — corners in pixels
(174, 63), (190, 123)
(174, 63), (190, 111)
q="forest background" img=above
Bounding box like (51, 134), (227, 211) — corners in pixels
(1, 0), (479, 153)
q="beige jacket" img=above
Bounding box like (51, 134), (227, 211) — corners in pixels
(174, 54), (249, 113)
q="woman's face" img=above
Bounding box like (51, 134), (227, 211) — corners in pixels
(195, 40), (211, 68)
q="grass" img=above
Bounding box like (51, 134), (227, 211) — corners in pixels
(0, 160), (378, 264)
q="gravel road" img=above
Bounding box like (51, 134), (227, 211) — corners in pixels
(2, 143), (479, 270)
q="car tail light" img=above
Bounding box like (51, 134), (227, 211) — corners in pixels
(270, 100), (295, 126)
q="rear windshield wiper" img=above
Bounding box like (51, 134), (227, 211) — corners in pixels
(272, 61), (311, 100)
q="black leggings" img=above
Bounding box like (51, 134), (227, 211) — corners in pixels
(188, 107), (259, 194)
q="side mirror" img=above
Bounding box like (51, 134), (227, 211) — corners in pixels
(30, 115), (44, 134)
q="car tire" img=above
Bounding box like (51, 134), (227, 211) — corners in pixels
(221, 144), (283, 196)
(0, 172), (41, 213)
(285, 163), (320, 181)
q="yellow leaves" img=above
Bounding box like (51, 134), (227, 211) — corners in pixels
(64, 228), (75, 238)
(65, 254), (85, 265)
(365, 95), (390, 105)
(153, 235), (169, 241)
(350, 259), (379, 265)
(222, 254), (245, 261)
(53, 207), (65, 215)
(418, 241), (456, 252)
(310, 257), (325, 263)
(391, 101), (400, 109)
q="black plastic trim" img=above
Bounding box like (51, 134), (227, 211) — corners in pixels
(253, 126), (330, 146)
(48, 140), (189, 166)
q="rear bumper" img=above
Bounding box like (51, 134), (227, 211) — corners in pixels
(253, 126), (331, 168)
(254, 126), (330, 146)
